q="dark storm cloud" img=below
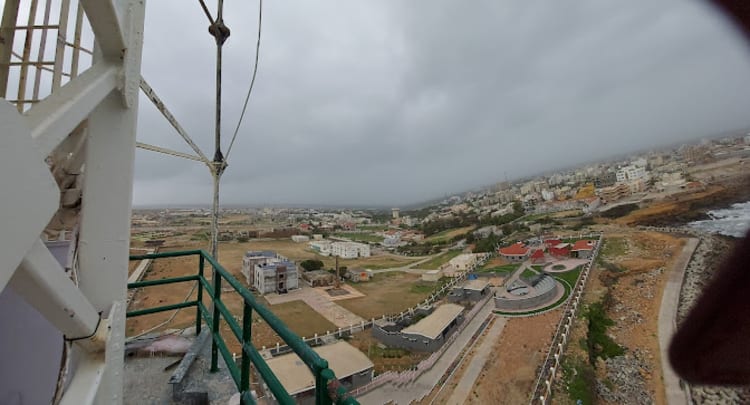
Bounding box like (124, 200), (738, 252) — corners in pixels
(133, 0), (750, 207)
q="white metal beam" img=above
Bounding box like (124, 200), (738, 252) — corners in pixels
(76, 2), (146, 403)
(58, 301), (122, 404)
(139, 78), (211, 164)
(0, 101), (58, 292)
(9, 239), (100, 340)
(79, 0), (126, 61)
(59, 351), (104, 405)
(25, 62), (118, 157)
(136, 141), (206, 162)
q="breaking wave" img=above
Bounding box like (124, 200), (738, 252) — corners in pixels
(689, 201), (750, 238)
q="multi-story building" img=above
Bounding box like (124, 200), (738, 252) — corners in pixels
(253, 260), (299, 294)
(330, 241), (370, 259)
(241, 251), (278, 285)
(309, 240), (332, 256)
(680, 145), (710, 164)
(593, 172), (617, 188)
(597, 183), (631, 203)
(616, 165), (647, 182)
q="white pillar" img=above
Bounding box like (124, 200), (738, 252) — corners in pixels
(72, 2), (145, 403)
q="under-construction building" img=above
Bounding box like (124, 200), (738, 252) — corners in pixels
(253, 260), (299, 294)
(241, 250), (278, 285)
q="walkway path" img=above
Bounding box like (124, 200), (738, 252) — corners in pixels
(358, 297), (497, 405)
(658, 237), (699, 405)
(264, 285), (365, 328)
(444, 316), (507, 404)
(503, 260), (531, 286)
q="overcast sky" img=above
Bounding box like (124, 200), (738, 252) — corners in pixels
(133, 0), (750, 207)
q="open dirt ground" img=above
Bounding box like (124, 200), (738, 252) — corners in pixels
(336, 272), (435, 319)
(551, 230), (686, 405)
(469, 310), (562, 404)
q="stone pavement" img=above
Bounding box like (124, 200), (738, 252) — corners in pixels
(444, 316), (507, 405)
(358, 297), (498, 405)
(542, 258), (589, 273)
(264, 284), (365, 328)
(658, 238), (698, 405)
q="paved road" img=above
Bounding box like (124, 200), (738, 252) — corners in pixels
(658, 238), (699, 405)
(358, 297), (497, 405)
(444, 316), (507, 405)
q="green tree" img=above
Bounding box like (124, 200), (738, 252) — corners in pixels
(299, 259), (324, 271)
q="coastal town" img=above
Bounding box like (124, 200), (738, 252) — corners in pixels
(125, 134), (750, 404)
(7, 0), (750, 404)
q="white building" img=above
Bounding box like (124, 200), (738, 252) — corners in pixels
(382, 235), (401, 248)
(291, 235), (310, 243)
(616, 165), (647, 182)
(253, 259), (299, 295)
(309, 240), (331, 256)
(541, 189), (555, 201)
(330, 241), (371, 259)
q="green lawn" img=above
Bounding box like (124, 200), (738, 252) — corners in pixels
(476, 263), (518, 274)
(417, 250), (463, 270)
(521, 268), (538, 279)
(555, 266), (583, 287)
(333, 232), (384, 243)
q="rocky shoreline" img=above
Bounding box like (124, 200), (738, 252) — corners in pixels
(635, 175), (750, 227)
(676, 233), (750, 404)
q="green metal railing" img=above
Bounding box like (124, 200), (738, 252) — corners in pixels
(127, 250), (358, 405)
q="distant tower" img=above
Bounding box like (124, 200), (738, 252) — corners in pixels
(392, 208), (400, 220)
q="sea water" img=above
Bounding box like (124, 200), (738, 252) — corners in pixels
(689, 201), (750, 238)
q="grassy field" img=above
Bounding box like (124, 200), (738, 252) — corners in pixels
(337, 272), (435, 319)
(257, 300), (337, 341)
(600, 237), (627, 259)
(358, 224), (389, 232)
(416, 250), (463, 270)
(476, 263), (518, 274)
(424, 226), (475, 244)
(214, 239), (416, 273)
(333, 232), (384, 243)
(480, 256), (510, 269)
(521, 268), (537, 278)
(555, 266), (583, 287)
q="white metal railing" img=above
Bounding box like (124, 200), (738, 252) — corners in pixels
(528, 233), (603, 404)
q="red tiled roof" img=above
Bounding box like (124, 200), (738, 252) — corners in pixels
(544, 239), (562, 247)
(549, 247), (570, 256)
(571, 240), (596, 251)
(499, 243), (529, 256)
(530, 249), (544, 259)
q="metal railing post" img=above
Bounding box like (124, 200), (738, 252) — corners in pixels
(196, 255), (205, 335)
(315, 363), (334, 405)
(128, 250), (360, 404)
(241, 301), (252, 398)
(211, 259), (222, 372)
